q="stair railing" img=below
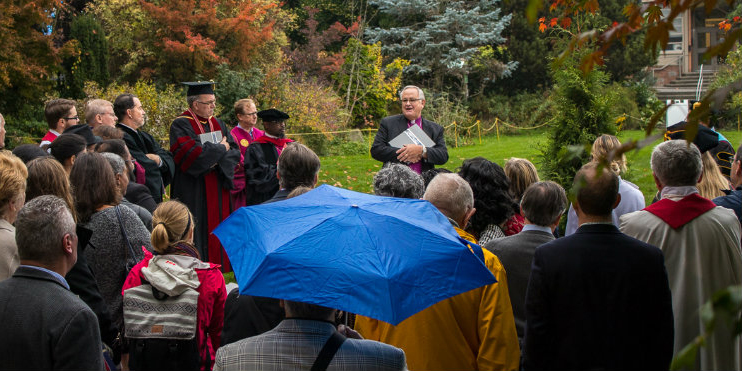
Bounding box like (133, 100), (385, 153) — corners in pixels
(696, 64), (704, 101)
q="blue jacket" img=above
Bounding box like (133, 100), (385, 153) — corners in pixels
(713, 187), (742, 225)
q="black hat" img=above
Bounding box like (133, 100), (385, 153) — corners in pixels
(257, 108), (290, 122)
(664, 121), (719, 153)
(182, 81), (216, 96)
(63, 124), (101, 146)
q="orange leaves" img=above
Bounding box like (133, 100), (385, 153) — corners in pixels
(549, 18), (558, 27)
(537, 16), (570, 32)
(561, 17), (572, 28)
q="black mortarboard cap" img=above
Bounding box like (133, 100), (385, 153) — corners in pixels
(63, 124), (100, 146)
(182, 81), (217, 96)
(257, 108), (290, 122)
(664, 121), (719, 153)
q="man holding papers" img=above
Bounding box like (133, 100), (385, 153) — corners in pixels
(371, 85), (448, 173)
(169, 81), (240, 270)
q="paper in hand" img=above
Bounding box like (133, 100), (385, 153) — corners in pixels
(388, 125), (435, 148)
(199, 131), (223, 145)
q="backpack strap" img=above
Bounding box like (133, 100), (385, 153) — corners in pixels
(310, 331), (346, 371)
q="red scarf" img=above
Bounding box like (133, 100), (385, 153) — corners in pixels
(255, 135), (293, 154)
(644, 193), (716, 229)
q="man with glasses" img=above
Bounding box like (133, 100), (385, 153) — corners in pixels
(371, 85), (448, 173)
(40, 98), (79, 148)
(169, 82), (240, 272)
(115, 93), (174, 203)
(84, 99), (117, 129)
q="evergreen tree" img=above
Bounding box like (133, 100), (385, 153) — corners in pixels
(366, 0), (516, 98)
(60, 13), (109, 99)
(540, 54), (615, 189)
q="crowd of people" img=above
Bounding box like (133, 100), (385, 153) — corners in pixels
(0, 84), (740, 371)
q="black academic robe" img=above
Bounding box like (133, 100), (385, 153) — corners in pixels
(117, 124), (175, 203)
(169, 112), (240, 272)
(244, 142), (280, 206)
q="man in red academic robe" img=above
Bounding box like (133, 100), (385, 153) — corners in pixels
(169, 82), (240, 272)
(244, 108), (294, 206)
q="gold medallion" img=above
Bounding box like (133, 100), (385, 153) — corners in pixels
(240, 139), (250, 148)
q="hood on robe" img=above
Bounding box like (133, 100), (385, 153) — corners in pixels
(141, 255), (209, 296)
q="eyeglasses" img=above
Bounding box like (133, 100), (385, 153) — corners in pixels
(197, 100), (217, 106)
(401, 98), (422, 104)
(64, 116), (80, 121)
(243, 112), (258, 116)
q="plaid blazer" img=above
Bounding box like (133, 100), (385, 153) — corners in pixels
(214, 319), (407, 371)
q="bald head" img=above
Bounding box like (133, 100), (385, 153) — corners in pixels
(423, 173), (474, 225)
(573, 162), (619, 217)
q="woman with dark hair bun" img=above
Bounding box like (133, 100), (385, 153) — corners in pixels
(458, 157), (518, 245)
(49, 133), (87, 175)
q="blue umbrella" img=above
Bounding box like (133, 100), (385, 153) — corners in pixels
(213, 185), (496, 325)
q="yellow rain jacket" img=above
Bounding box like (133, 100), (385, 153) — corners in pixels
(355, 227), (520, 371)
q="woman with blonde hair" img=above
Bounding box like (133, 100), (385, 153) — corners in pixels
(122, 201), (226, 370)
(0, 151), (28, 280)
(503, 158), (539, 235)
(565, 134), (645, 235)
(698, 151), (732, 199)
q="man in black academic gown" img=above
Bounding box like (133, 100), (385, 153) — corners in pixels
(169, 82), (240, 271)
(244, 108), (294, 206)
(114, 93), (175, 203)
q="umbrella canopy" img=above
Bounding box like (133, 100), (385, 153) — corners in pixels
(213, 185), (496, 325)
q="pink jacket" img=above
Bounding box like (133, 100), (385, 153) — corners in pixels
(122, 248), (227, 370)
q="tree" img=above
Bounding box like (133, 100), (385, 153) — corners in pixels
(0, 0), (73, 113)
(138, 0), (282, 82)
(60, 14), (110, 99)
(286, 7), (359, 83)
(333, 38), (408, 127)
(365, 0), (516, 98)
(540, 52), (615, 189)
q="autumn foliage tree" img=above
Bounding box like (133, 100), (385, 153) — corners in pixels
(140, 0), (281, 81)
(0, 0), (73, 113)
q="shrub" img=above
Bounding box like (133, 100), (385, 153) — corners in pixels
(277, 79), (350, 156)
(214, 64), (263, 125)
(60, 14), (110, 99)
(470, 91), (556, 134)
(540, 61), (616, 189)
(84, 80), (184, 143)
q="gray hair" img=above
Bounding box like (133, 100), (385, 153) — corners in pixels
(85, 99), (113, 124)
(186, 95), (199, 108)
(374, 163), (424, 199)
(100, 152), (125, 175)
(521, 181), (567, 227)
(423, 173), (473, 223)
(651, 140), (703, 187)
(16, 195), (76, 264)
(399, 85), (425, 101)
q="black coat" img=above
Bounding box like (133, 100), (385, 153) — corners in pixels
(117, 124), (175, 203)
(244, 142), (280, 206)
(523, 224), (674, 371)
(370, 114), (448, 171)
(0, 267), (105, 370)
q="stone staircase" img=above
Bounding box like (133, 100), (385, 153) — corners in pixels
(654, 70), (717, 102)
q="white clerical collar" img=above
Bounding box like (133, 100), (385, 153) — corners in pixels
(119, 122), (138, 132)
(264, 133), (278, 139)
(660, 186), (699, 200)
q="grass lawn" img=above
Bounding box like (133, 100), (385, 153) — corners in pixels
(318, 129), (742, 205)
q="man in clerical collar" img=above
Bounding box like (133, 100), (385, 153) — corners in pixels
(169, 81), (240, 272)
(114, 93), (174, 203)
(243, 108), (294, 206)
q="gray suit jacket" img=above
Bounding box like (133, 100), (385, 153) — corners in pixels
(214, 319), (407, 371)
(370, 114), (448, 171)
(484, 228), (554, 342)
(0, 266), (104, 370)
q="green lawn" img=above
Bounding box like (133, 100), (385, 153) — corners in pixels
(318, 129), (742, 205)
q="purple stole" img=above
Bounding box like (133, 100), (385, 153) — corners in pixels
(408, 117), (423, 174)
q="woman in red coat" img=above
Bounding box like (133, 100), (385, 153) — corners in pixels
(122, 201), (227, 370)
